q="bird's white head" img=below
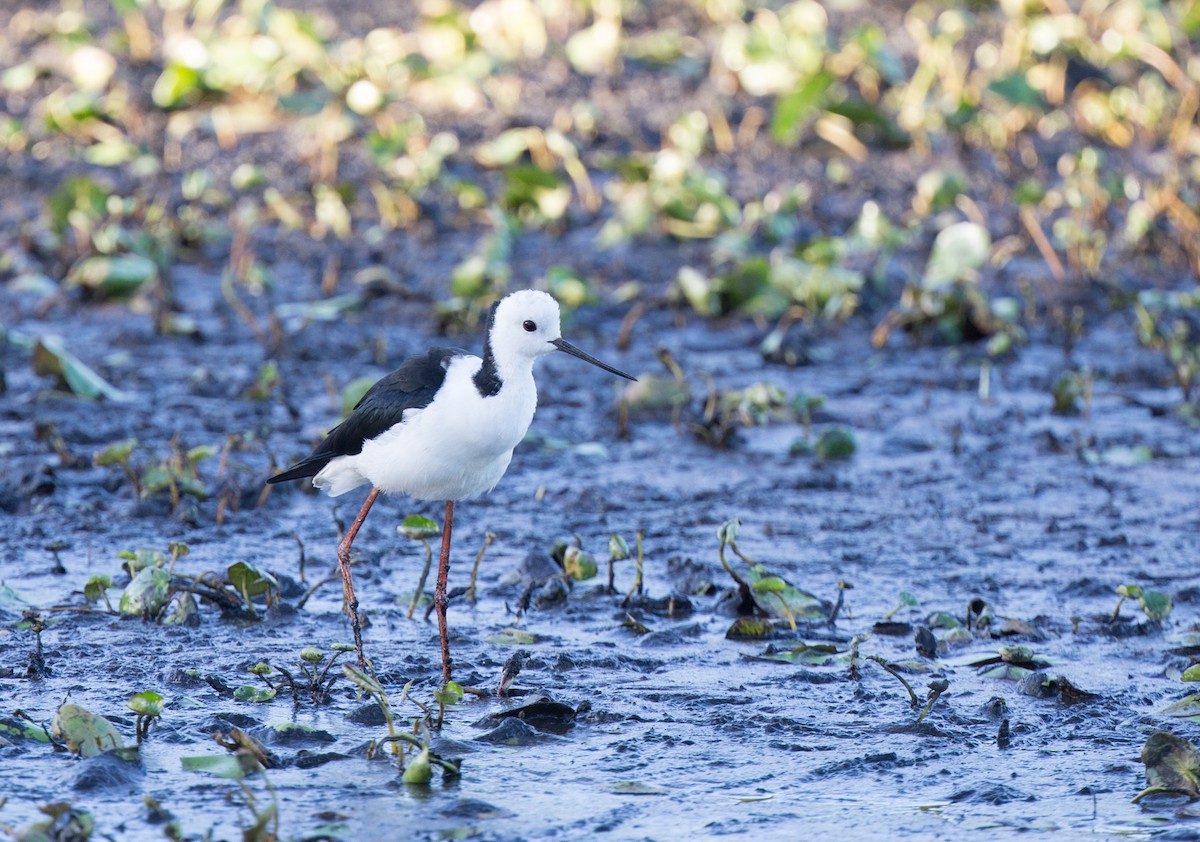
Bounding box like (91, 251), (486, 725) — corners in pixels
(487, 289), (637, 382)
(489, 289), (563, 363)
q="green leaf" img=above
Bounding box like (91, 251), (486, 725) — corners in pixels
(402, 748), (433, 784)
(1182, 664), (1200, 682)
(0, 717), (51, 743)
(814, 427), (856, 460)
(128, 691), (164, 717)
(608, 781), (667, 795)
(434, 681), (463, 706)
(66, 253), (158, 297)
(398, 514), (440, 540)
(986, 72), (1044, 108)
(770, 70), (834, 145)
(725, 616), (775, 640)
(32, 336), (131, 402)
(756, 642), (840, 665)
(1116, 584), (1143, 599)
(608, 534), (630, 561)
(923, 222), (990, 288)
(340, 376), (376, 417)
(227, 561), (278, 598)
(563, 547), (597, 581)
(742, 564), (828, 621)
(487, 627), (537, 645)
(1140, 590), (1172, 621)
(751, 576), (787, 593)
(84, 575), (113, 603)
(52, 702), (125, 757)
(181, 753), (263, 779)
(299, 647), (324, 664)
(94, 439), (137, 466)
(1160, 694), (1200, 722)
(233, 685), (276, 703)
(118, 566), (172, 617)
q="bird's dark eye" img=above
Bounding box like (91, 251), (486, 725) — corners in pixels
(523, 320), (537, 332)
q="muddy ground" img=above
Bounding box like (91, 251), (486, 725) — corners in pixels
(3, 0), (1200, 839)
(3, 250), (1200, 840)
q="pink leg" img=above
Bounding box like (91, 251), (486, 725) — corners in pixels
(433, 499), (455, 683)
(337, 487), (379, 668)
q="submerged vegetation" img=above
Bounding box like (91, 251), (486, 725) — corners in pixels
(3, 0), (1200, 838)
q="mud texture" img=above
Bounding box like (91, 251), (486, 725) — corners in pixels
(3, 254), (1200, 840)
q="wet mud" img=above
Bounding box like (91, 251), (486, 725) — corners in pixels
(3, 258), (1199, 839)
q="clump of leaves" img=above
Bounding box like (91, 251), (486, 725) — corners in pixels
(1051, 369), (1092, 416)
(342, 666), (463, 778)
(716, 519), (829, 635)
(872, 222), (1022, 354)
(95, 437), (215, 510)
(1135, 289), (1200, 404)
(1111, 584), (1172, 623)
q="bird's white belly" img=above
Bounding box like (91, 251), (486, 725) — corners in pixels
(353, 361), (536, 501)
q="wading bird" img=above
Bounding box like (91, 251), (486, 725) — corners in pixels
(268, 290), (635, 681)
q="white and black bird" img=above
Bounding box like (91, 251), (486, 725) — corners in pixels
(268, 289), (636, 681)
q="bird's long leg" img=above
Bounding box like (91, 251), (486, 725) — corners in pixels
(337, 486), (380, 668)
(434, 499), (455, 684)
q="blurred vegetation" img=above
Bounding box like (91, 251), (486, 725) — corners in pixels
(2, 0), (1199, 387)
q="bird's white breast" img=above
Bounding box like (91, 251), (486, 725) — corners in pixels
(353, 355), (538, 501)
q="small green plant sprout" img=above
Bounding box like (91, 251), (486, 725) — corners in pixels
(607, 533), (630, 593)
(234, 663), (277, 703)
(275, 644), (353, 703)
(398, 514), (441, 618)
(140, 440), (215, 509)
(94, 438), (140, 496)
(225, 562), (280, 619)
(243, 360), (281, 401)
(1183, 664), (1200, 683)
(621, 529), (646, 608)
(1051, 369), (1092, 416)
(83, 574), (115, 612)
(552, 537), (597, 583)
(466, 531), (496, 604)
(433, 681), (463, 731)
(128, 691), (164, 743)
(1132, 731), (1200, 803)
(400, 720), (462, 785)
(1134, 289), (1200, 404)
(813, 427), (856, 460)
(883, 591), (921, 621)
(716, 519), (828, 633)
(871, 221), (1023, 354)
(1111, 584), (1172, 623)
(166, 541), (190, 575)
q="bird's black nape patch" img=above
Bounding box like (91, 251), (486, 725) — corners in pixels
(473, 300), (503, 398)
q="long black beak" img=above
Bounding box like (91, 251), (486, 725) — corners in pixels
(551, 338), (637, 381)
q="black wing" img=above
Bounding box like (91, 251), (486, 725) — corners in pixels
(267, 346), (469, 484)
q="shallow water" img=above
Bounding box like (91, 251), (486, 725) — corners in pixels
(3, 260), (1199, 841)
